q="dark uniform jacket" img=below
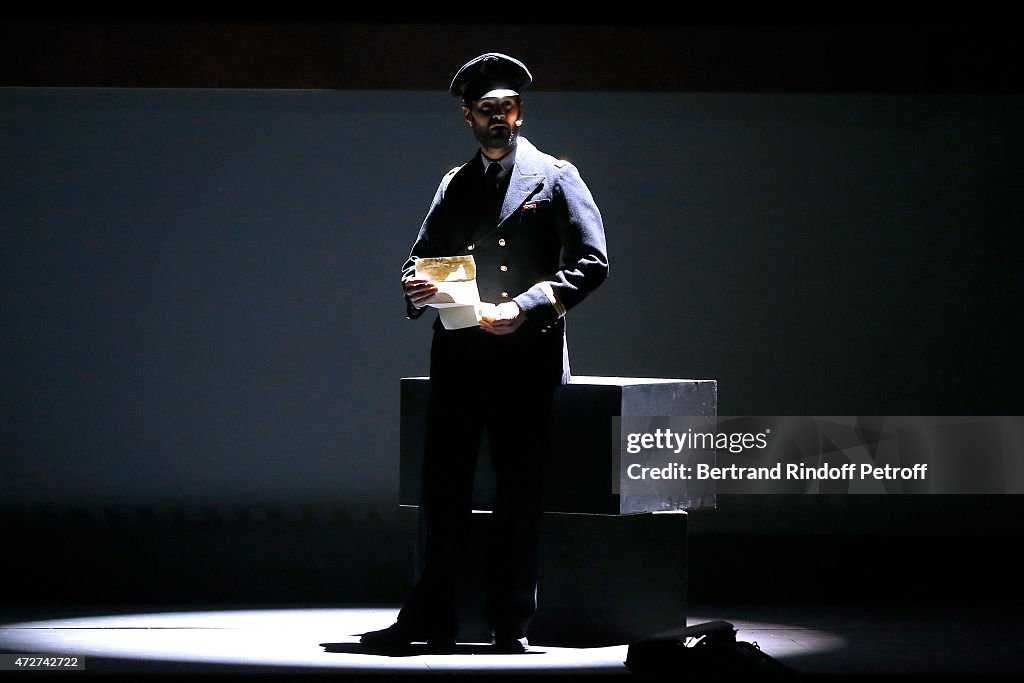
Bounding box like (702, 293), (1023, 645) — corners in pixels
(402, 136), (608, 384)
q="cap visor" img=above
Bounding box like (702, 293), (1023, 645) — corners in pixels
(477, 88), (519, 99)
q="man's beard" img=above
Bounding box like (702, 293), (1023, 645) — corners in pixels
(474, 122), (519, 151)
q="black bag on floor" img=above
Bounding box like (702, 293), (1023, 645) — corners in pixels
(625, 619), (795, 676)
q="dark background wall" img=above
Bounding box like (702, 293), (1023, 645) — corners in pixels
(2, 17), (1021, 610)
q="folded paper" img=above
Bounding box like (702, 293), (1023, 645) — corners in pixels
(415, 255), (495, 329)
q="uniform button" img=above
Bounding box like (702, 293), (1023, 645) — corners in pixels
(501, 291), (509, 298)
(467, 244), (475, 251)
(498, 238), (506, 246)
(499, 265), (508, 272)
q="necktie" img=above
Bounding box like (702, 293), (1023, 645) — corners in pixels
(485, 161), (502, 188)
(484, 162), (503, 212)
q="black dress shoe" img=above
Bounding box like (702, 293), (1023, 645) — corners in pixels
(493, 635), (529, 653)
(361, 623), (458, 653)
(360, 623), (417, 649)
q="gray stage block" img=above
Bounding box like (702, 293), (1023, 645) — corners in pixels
(400, 375), (718, 514)
(403, 506), (688, 647)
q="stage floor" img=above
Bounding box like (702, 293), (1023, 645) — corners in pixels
(0, 602), (1020, 679)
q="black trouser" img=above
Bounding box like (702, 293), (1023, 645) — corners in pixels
(397, 325), (559, 639)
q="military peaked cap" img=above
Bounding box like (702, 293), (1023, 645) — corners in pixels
(449, 53), (533, 102)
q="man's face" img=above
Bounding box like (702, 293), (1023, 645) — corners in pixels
(463, 96), (523, 152)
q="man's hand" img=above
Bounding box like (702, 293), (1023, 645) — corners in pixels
(479, 301), (525, 335)
(404, 278), (438, 308)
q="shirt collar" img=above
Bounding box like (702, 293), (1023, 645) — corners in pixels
(480, 143), (517, 179)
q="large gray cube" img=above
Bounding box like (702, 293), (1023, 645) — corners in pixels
(400, 375), (718, 514)
(400, 506), (689, 646)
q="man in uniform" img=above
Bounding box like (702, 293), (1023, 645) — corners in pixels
(361, 52), (608, 653)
